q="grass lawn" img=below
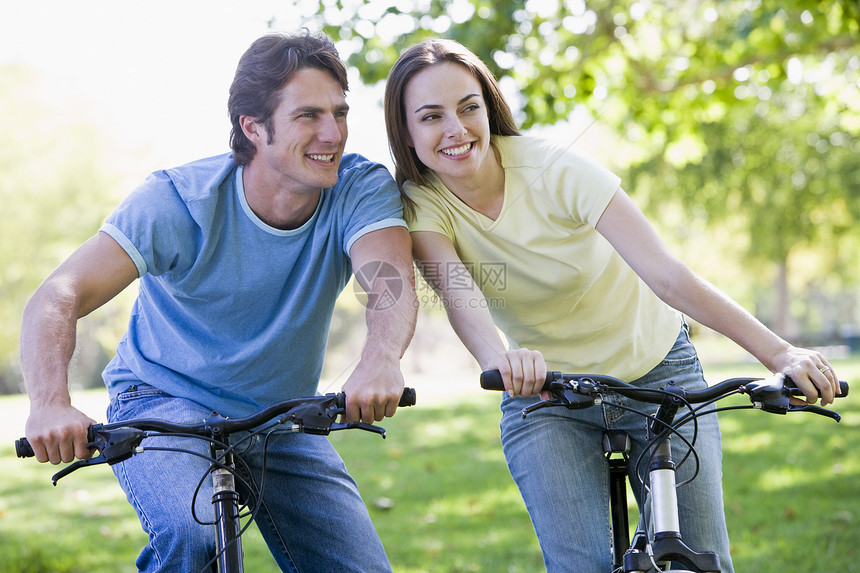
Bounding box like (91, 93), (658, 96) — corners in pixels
(1, 358), (857, 572)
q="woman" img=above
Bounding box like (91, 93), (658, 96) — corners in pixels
(383, 39), (839, 572)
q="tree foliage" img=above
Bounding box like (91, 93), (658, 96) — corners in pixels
(0, 65), (121, 392)
(303, 0), (860, 336)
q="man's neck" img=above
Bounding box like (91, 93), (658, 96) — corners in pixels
(241, 163), (321, 230)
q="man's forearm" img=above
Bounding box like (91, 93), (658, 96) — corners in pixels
(20, 283), (78, 407)
(360, 261), (418, 361)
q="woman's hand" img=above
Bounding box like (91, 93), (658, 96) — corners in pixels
(771, 346), (840, 406)
(487, 348), (548, 398)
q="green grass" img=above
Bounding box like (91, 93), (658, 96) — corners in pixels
(1, 358), (857, 572)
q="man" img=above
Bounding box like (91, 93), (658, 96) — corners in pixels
(21, 30), (417, 572)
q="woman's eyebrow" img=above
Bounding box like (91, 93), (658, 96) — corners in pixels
(413, 93), (480, 114)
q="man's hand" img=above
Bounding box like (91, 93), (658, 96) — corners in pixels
(25, 403), (96, 464)
(341, 353), (405, 424)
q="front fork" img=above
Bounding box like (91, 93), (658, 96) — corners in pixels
(623, 387), (721, 573)
(211, 446), (244, 573)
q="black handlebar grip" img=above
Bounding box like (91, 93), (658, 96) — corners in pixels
(480, 370), (559, 392)
(399, 387), (417, 407)
(785, 377), (850, 398)
(15, 437), (35, 458)
(15, 426), (98, 459)
(480, 370), (505, 391)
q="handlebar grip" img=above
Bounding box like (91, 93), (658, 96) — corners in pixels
(480, 370), (559, 392)
(399, 387), (417, 407)
(785, 376), (850, 398)
(479, 370), (505, 391)
(15, 437), (35, 458)
(15, 426), (98, 459)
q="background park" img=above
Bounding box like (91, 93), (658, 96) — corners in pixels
(1, 0), (858, 571)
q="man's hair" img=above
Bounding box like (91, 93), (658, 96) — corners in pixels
(383, 38), (520, 189)
(228, 30), (348, 165)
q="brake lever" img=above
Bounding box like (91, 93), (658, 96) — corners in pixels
(330, 421), (386, 438)
(522, 383), (599, 417)
(746, 375), (844, 422)
(48, 425), (148, 486)
(788, 404), (841, 422)
(50, 454), (111, 486)
(522, 399), (563, 417)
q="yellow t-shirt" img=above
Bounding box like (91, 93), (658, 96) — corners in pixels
(403, 135), (681, 382)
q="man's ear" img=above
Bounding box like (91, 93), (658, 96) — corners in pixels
(240, 115), (265, 145)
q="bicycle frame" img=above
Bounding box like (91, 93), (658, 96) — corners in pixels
(481, 370), (848, 573)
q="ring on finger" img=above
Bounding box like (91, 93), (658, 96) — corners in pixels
(818, 366), (831, 374)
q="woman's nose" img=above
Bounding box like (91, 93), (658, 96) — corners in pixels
(444, 117), (467, 138)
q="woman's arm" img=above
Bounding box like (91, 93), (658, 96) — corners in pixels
(595, 188), (839, 405)
(411, 231), (546, 396)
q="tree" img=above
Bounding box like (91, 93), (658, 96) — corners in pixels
(301, 0), (860, 338)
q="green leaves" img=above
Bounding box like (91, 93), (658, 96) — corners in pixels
(306, 0), (860, 334)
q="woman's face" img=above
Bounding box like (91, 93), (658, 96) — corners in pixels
(403, 62), (493, 187)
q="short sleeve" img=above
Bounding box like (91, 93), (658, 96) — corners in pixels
(101, 170), (200, 277)
(536, 140), (621, 228)
(401, 179), (456, 239)
(335, 155), (407, 255)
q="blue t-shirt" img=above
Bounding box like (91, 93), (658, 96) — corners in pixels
(101, 153), (406, 417)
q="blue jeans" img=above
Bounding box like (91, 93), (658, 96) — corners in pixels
(107, 385), (390, 573)
(500, 328), (734, 572)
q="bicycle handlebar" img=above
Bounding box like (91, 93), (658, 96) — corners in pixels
(480, 370), (848, 420)
(15, 388), (416, 463)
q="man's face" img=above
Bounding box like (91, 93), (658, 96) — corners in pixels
(252, 67), (349, 194)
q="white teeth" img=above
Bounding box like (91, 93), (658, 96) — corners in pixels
(441, 143), (472, 157)
(308, 154), (334, 162)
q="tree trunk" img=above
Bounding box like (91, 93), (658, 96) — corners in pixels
(772, 259), (792, 340)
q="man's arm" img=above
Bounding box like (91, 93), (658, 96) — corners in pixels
(342, 225), (417, 423)
(22, 231), (138, 464)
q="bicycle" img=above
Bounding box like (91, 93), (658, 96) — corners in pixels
(15, 388), (417, 573)
(480, 370), (849, 573)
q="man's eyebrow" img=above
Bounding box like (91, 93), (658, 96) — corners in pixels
(289, 103), (350, 114)
(413, 93), (480, 114)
